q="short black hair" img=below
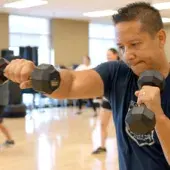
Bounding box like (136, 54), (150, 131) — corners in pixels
(86, 56), (90, 61)
(112, 2), (163, 36)
(108, 48), (120, 60)
(83, 55), (91, 61)
(109, 48), (118, 54)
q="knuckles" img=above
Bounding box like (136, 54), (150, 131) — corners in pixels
(142, 86), (160, 94)
(4, 59), (35, 83)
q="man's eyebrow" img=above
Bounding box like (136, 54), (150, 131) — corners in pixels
(117, 39), (142, 46)
(117, 43), (122, 46)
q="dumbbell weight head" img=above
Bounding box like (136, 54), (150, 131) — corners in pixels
(0, 58), (9, 85)
(0, 58), (61, 94)
(31, 64), (61, 94)
(138, 70), (165, 91)
(125, 70), (165, 134)
(125, 103), (156, 134)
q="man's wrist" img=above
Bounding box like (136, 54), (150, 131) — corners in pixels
(155, 109), (167, 125)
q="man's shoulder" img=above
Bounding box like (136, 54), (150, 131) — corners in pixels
(94, 60), (130, 73)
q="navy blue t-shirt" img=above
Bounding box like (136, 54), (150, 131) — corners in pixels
(94, 61), (170, 170)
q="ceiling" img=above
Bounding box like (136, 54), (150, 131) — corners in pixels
(0, 0), (170, 24)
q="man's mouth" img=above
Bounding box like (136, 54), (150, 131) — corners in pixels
(129, 61), (142, 67)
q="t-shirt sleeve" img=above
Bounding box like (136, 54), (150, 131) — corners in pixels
(93, 61), (119, 100)
(75, 64), (83, 71)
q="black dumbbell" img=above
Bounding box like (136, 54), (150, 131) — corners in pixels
(0, 58), (9, 84)
(125, 70), (165, 134)
(31, 64), (61, 94)
(0, 58), (61, 94)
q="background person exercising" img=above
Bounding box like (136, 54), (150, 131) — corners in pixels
(75, 56), (97, 117)
(3, 2), (170, 170)
(0, 82), (14, 146)
(92, 48), (119, 154)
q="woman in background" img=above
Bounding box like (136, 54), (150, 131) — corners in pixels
(75, 56), (98, 117)
(92, 48), (119, 154)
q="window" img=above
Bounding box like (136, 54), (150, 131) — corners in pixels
(9, 15), (51, 64)
(89, 23), (117, 67)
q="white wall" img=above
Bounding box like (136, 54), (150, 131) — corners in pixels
(0, 13), (9, 51)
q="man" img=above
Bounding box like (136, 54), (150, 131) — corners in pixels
(3, 2), (170, 170)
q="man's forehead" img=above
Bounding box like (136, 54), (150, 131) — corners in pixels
(114, 21), (144, 43)
(115, 20), (142, 30)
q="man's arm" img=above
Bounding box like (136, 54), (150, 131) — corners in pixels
(155, 113), (170, 165)
(135, 86), (170, 165)
(4, 59), (105, 100)
(49, 69), (104, 99)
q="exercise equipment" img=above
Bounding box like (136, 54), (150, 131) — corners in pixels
(19, 46), (38, 66)
(3, 104), (26, 118)
(8, 81), (22, 105)
(0, 58), (8, 84)
(0, 58), (61, 94)
(31, 64), (61, 94)
(125, 70), (165, 134)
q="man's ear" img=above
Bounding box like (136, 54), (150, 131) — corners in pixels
(157, 29), (166, 48)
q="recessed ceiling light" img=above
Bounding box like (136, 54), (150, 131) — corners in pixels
(152, 2), (170, 10)
(3, 0), (48, 9)
(83, 10), (118, 18)
(162, 17), (170, 23)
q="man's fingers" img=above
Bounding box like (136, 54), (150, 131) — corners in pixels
(20, 80), (32, 89)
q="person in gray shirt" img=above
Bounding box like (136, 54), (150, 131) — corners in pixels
(0, 82), (14, 146)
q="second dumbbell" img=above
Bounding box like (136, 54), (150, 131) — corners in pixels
(125, 70), (165, 134)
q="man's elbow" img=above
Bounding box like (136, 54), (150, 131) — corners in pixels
(165, 155), (170, 166)
(47, 92), (69, 100)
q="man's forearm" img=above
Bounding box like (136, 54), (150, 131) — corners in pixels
(47, 69), (104, 100)
(155, 111), (170, 165)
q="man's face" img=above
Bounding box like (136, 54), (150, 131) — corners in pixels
(115, 20), (165, 76)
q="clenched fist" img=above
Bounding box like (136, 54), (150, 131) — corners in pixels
(135, 85), (163, 118)
(4, 59), (36, 89)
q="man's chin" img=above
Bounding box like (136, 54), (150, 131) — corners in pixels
(131, 64), (149, 76)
